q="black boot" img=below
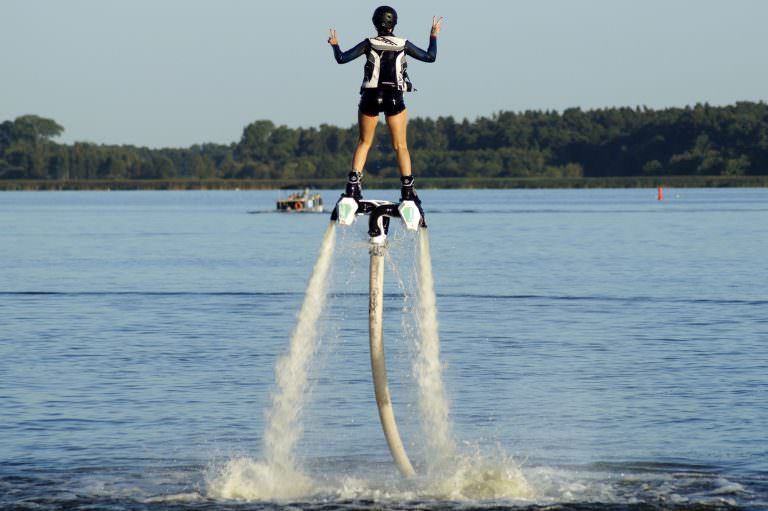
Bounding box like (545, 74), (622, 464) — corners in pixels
(399, 175), (420, 203)
(331, 171), (363, 223)
(345, 170), (363, 200)
(400, 175), (426, 227)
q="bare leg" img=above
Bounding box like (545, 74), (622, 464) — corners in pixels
(352, 111), (379, 174)
(385, 109), (411, 177)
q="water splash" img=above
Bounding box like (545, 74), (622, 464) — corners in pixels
(207, 224), (534, 502)
(414, 230), (456, 468)
(205, 457), (315, 501)
(426, 449), (535, 501)
(412, 230), (533, 500)
(207, 223), (336, 500)
(263, 223), (336, 469)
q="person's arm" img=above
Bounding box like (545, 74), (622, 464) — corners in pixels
(404, 16), (442, 63)
(328, 29), (368, 64)
(405, 38), (436, 63)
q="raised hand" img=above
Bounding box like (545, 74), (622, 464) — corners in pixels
(328, 28), (338, 46)
(430, 16), (443, 37)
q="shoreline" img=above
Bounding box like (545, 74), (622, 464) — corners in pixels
(1, 175), (767, 191)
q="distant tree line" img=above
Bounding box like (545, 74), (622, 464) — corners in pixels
(2, 101), (767, 182)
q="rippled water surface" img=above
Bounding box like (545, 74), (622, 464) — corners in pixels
(1, 189), (767, 510)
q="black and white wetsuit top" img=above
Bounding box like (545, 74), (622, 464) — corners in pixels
(332, 35), (437, 91)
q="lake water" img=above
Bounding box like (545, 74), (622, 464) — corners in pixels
(1, 188), (767, 510)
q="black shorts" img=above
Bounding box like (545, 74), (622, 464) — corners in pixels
(358, 88), (406, 117)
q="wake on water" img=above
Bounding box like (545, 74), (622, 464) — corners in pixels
(206, 223), (532, 502)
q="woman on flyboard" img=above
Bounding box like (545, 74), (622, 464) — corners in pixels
(328, 6), (442, 215)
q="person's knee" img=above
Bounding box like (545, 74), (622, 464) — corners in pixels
(392, 140), (408, 153)
(357, 137), (373, 149)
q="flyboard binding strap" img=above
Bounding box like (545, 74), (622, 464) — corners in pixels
(331, 198), (427, 243)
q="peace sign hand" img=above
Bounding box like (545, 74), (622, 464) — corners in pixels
(328, 28), (338, 46)
(430, 16), (443, 37)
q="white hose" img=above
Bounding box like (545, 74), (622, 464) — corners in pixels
(369, 247), (416, 478)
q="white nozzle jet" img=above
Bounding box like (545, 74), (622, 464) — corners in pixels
(398, 200), (422, 231)
(335, 197), (359, 226)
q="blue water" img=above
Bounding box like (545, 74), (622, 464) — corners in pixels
(1, 189), (767, 510)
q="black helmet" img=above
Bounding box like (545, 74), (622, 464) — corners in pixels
(372, 5), (397, 33)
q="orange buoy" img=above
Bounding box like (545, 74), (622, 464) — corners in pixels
(657, 186), (664, 201)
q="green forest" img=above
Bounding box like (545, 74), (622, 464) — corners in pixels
(2, 101), (768, 189)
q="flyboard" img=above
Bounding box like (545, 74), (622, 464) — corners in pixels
(331, 196), (425, 478)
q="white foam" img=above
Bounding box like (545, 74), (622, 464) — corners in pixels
(206, 457), (316, 501)
(420, 444), (535, 501)
(144, 492), (205, 503)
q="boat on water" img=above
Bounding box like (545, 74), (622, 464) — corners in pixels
(276, 188), (324, 213)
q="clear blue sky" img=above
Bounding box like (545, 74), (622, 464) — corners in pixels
(2, 0), (766, 148)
